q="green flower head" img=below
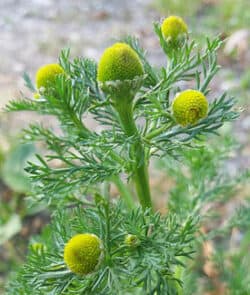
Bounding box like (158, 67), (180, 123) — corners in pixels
(172, 89), (208, 126)
(64, 233), (103, 275)
(97, 43), (144, 102)
(97, 42), (144, 83)
(161, 16), (188, 46)
(36, 63), (64, 93)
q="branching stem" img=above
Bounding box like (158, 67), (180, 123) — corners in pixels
(115, 100), (152, 209)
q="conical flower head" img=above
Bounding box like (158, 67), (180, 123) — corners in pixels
(97, 43), (144, 102)
(64, 233), (103, 275)
(172, 89), (208, 126)
(97, 42), (143, 83)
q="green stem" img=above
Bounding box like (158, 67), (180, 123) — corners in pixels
(133, 164), (152, 209)
(115, 101), (152, 209)
(145, 120), (175, 141)
(112, 176), (134, 209)
(102, 182), (111, 201)
(108, 150), (125, 166)
(104, 199), (112, 263)
(145, 124), (169, 140)
(175, 265), (184, 295)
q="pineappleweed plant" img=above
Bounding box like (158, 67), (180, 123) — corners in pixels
(5, 16), (238, 295)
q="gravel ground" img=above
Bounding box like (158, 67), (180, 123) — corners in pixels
(0, 0), (160, 107)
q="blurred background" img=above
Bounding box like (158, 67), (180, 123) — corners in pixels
(0, 0), (249, 294)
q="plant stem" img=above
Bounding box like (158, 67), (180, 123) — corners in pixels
(145, 124), (169, 140)
(175, 265), (184, 295)
(133, 164), (152, 209)
(102, 182), (111, 201)
(145, 120), (175, 141)
(112, 176), (134, 209)
(115, 101), (152, 209)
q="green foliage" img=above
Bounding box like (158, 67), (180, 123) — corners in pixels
(7, 198), (198, 295)
(0, 141), (37, 293)
(0, 143), (35, 245)
(217, 0), (250, 31)
(1, 143), (34, 193)
(156, 134), (244, 215)
(210, 200), (250, 295)
(153, 0), (202, 17)
(154, 0), (250, 33)
(4, 19), (244, 295)
(5, 34), (237, 209)
(241, 69), (250, 91)
(156, 132), (250, 293)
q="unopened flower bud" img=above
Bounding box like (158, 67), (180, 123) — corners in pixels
(125, 234), (140, 248)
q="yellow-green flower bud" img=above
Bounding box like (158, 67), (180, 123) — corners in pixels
(64, 233), (103, 275)
(31, 242), (46, 254)
(161, 16), (188, 46)
(172, 89), (208, 126)
(97, 43), (143, 83)
(36, 63), (64, 93)
(125, 234), (140, 248)
(33, 92), (41, 99)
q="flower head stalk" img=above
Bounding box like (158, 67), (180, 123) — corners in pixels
(97, 43), (152, 209)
